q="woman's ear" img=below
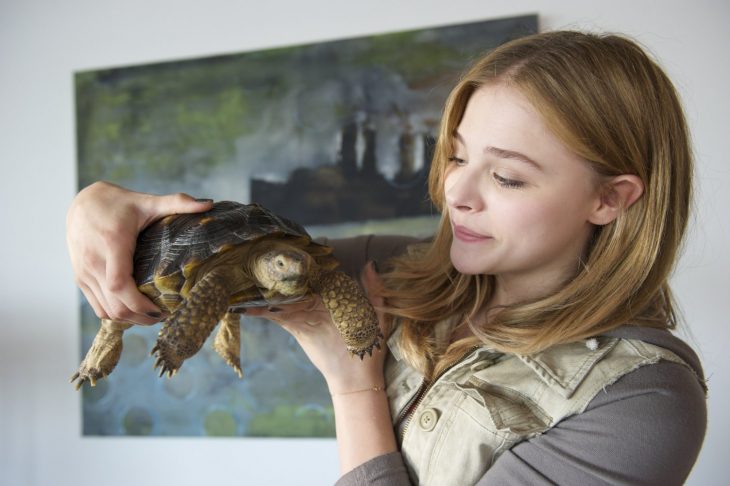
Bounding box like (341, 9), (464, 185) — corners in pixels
(589, 175), (644, 226)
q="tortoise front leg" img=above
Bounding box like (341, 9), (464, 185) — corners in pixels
(311, 270), (382, 359)
(71, 319), (133, 390)
(213, 312), (243, 378)
(151, 267), (232, 377)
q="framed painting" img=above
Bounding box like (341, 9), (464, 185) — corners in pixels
(75, 14), (538, 437)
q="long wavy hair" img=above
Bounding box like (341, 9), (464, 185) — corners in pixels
(381, 31), (693, 378)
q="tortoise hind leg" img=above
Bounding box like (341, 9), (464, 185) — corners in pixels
(311, 270), (382, 359)
(71, 319), (133, 390)
(151, 267), (232, 377)
(213, 312), (243, 378)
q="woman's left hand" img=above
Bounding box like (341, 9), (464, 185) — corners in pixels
(250, 262), (398, 474)
(245, 262), (387, 394)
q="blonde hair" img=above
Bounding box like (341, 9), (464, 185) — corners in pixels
(381, 31), (693, 378)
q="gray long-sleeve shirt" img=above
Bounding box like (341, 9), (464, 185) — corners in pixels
(325, 235), (707, 486)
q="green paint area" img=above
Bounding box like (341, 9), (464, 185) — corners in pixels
(123, 406), (154, 435)
(76, 69), (253, 186)
(247, 405), (335, 437)
(204, 409), (238, 436)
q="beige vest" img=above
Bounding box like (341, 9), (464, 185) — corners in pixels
(384, 325), (690, 486)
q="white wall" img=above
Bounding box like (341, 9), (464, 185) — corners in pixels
(1, 1), (727, 485)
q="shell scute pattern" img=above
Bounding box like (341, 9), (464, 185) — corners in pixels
(133, 202), (311, 288)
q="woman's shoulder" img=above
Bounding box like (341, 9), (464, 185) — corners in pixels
(480, 327), (707, 485)
(604, 325), (706, 391)
(591, 325), (707, 437)
(586, 326), (707, 421)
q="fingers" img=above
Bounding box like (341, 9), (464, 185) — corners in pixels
(103, 245), (161, 325)
(69, 233), (115, 320)
(75, 251), (160, 325)
(360, 261), (391, 341)
(140, 192), (214, 228)
(361, 261), (384, 307)
(67, 182), (205, 325)
(244, 297), (322, 318)
(244, 298), (332, 334)
(78, 280), (109, 319)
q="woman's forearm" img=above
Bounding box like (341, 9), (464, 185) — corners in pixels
(331, 390), (398, 475)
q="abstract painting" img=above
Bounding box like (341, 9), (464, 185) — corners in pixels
(75, 14), (538, 437)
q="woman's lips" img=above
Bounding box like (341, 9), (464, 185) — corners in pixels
(453, 225), (492, 243)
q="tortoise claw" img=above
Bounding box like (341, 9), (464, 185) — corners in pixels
(70, 371), (86, 391)
(349, 330), (384, 360)
(152, 344), (182, 379)
(158, 365), (175, 378)
(70, 367), (104, 390)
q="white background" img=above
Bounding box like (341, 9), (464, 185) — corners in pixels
(1, 1), (728, 485)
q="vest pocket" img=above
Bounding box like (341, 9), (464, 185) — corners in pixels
(422, 384), (550, 485)
(454, 379), (551, 436)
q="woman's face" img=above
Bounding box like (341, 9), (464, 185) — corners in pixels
(445, 84), (601, 295)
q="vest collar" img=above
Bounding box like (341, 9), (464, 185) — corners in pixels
(516, 336), (619, 398)
(388, 322), (620, 399)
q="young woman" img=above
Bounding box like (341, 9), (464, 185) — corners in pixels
(67, 31), (707, 484)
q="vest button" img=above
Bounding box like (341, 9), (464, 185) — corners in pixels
(418, 409), (438, 431)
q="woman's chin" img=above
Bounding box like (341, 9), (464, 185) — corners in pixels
(450, 248), (488, 275)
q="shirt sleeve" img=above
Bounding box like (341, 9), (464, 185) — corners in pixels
(478, 361), (707, 486)
(335, 452), (412, 486)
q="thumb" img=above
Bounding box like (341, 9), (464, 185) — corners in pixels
(361, 261), (392, 340)
(140, 192), (214, 227)
(361, 261), (384, 306)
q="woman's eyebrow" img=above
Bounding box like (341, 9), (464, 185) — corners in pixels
(484, 146), (543, 171)
(453, 131), (542, 170)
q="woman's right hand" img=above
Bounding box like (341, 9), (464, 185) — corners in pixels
(66, 181), (213, 325)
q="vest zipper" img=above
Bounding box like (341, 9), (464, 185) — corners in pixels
(395, 346), (480, 442)
(395, 379), (428, 441)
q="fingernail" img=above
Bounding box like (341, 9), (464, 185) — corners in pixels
(195, 198), (214, 203)
(268, 306), (282, 313)
(372, 260), (381, 273)
(146, 311), (162, 319)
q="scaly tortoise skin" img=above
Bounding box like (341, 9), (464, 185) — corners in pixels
(71, 201), (381, 389)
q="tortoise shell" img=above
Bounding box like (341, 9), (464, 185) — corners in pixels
(133, 201), (336, 309)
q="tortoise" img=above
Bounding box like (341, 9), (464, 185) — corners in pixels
(71, 201), (381, 389)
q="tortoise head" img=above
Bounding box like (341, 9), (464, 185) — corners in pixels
(251, 242), (313, 297)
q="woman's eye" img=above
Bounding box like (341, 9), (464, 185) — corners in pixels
(448, 156), (466, 166)
(493, 173), (524, 188)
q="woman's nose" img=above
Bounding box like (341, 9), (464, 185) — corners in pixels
(445, 167), (484, 213)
